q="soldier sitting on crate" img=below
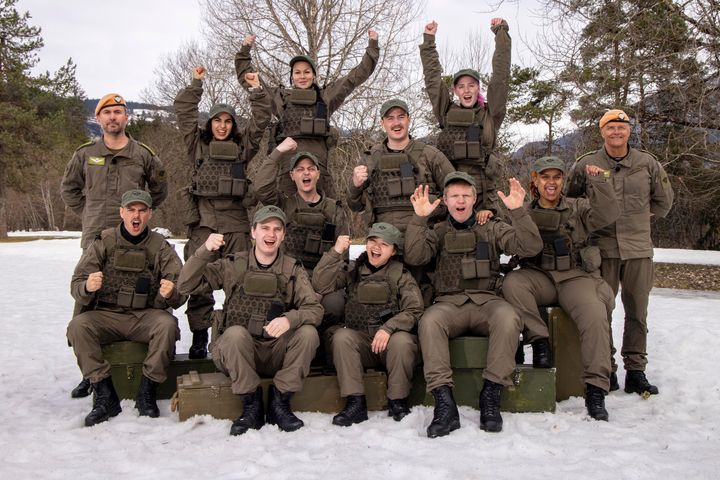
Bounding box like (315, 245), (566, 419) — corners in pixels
(177, 205), (323, 435)
(312, 223), (423, 426)
(252, 137), (348, 325)
(404, 172), (542, 436)
(67, 190), (186, 427)
(501, 156), (618, 421)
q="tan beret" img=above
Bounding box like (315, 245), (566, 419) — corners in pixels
(95, 93), (127, 116)
(599, 109), (630, 129)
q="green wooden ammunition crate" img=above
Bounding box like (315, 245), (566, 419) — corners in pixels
(408, 366), (556, 413)
(101, 341), (217, 400)
(549, 307), (585, 401)
(176, 370), (388, 422)
(448, 337), (488, 369)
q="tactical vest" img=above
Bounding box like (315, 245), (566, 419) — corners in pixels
(192, 140), (248, 198)
(526, 207), (575, 271)
(367, 142), (439, 212)
(281, 196), (340, 270)
(96, 229), (165, 309)
(435, 227), (501, 294)
(436, 108), (486, 164)
(276, 87), (329, 140)
(343, 261), (403, 334)
(221, 254), (298, 338)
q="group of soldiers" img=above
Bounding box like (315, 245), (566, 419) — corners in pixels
(61, 18), (674, 438)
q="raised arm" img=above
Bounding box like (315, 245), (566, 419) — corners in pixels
(486, 18), (511, 131)
(238, 71), (273, 166)
(173, 66), (205, 159)
(324, 30), (380, 114)
(404, 185), (442, 266)
(419, 20), (451, 125)
(252, 137), (297, 205)
(311, 235), (351, 295)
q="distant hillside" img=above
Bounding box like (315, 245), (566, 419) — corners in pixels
(83, 99), (171, 115)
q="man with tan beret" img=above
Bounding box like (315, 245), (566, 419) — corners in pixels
(566, 109), (674, 396)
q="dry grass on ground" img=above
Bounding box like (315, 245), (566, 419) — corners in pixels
(654, 263), (720, 291)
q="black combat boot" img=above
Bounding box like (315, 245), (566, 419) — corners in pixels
(135, 376), (160, 418)
(188, 329), (209, 359)
(85, 377), (122, 427)
(531, 338), (552, 368)
(71, 378), (92, 398)
(624, 370), (659, 395)
(230, 386), (264, 436)
(332, 395), (368, 426)
(609, 371), (619, 391)
(479, 380), (503, 433)
(387, 397), (411, 422)
(515, 341), (525, 365)
(427, 385), (460, 438)
(266, 384), (304, 432)
(585, 383), (609, 421)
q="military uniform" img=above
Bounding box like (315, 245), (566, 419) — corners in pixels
(312, 248), (423, 400)
(66, 226), (185, 385)
(173, 78), (272, 332)
(502, 171), (620, 391)
(235, 38), (380, 197)
(177, 247), (323, 395)
(347, 139), (454, 231)
(61, 137), (168, 248)
(419, 20), (511, 211)
(567, 146), (674, 372)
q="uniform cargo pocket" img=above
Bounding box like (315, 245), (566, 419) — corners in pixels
(579, 246), (601, 273)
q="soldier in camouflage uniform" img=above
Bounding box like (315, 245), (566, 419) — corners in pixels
(312, 223), (423, 426)
(66, 190), (186, 427)
(405, 172), (542, 436)
(177, 206), (323, 436)
(174, 66), (272, 360)
(419, 18), (511, 212)
(235, 31), (380, 197)
(501, 156), (619, 421)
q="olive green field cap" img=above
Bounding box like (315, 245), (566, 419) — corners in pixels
(533, 156), (567, 174)
(289, 55), (317, 75)
(121, 190), (152, 208)
(291, 151), (320, 169)
(367, 222), (403, 247)
(380, 98), (409, 117)
(208, 103), (238, 124)
(452, 68), (481, 85)
(253, 205), (287, 226)
(443, 171), (477, 189)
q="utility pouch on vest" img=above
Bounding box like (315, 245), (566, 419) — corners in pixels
(446, 108), (475, 127)
(453, 141), (468, 160)
(554, 237), (571, 271)
(379, 153), (407, 171)
(113, 249), (146, 272)
(579, 246), (601, 273)
(218, 176), (233, 196)
(131, 276), (151, 309)
(296, 211), (325, 227)
(209, 141), (239, 161)
(531, 209), (562, 232)
(176, 185), (200, 226)
(540, 249), (556, 271)
(356, 282), (391, 305)
(314, 118), (327, 134)
(321, 223), (336, 241)
(304, 233), (321, 254)
(300, 117), (315, 135)
(466, 141), (481, 159)
(243, 271), (277, 297)
(248, 313), (266, 338)
(399, 162), (416, 195)
(444, 230), (476, 254)
(232, 179), (247, 197)
(288, 88), (317, 105)
(116, 286), (135, 308)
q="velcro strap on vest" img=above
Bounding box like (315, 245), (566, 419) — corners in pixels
(530, 209), (562, 232)
(209, 141), (239, 161)
(379, 153), (408, 171)
(356, 281), (391, 304)
(296, 211), (325, 227)
(243, 271), (278, 297)
(113, 248), (147, 272)
(446, 108), (475, 127)
(444, 230), (476, 254)
(288, 88), (317, 105)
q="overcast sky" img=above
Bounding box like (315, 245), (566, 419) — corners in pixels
(18, 0), (542, 101)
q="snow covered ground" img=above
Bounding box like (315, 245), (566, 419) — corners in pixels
(1, 235), (719, 479)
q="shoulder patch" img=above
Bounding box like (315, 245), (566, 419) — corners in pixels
(75, 140), (94, 152)
(138, 142), (157, 156)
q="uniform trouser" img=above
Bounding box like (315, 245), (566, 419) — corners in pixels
(328, 327), (418, 399)
(419, 298), (521, 391)
(67, 309), (179, 384)
(600, 257), (654, 372)
(210, 324), (319, 395)
(184, 227), (249, 331)
(501, 268), (613, 391)
(320, 290), (346, 324)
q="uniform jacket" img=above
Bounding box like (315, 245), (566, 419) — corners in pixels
(567, 146), (674, 260)
(404, 208), (542, 306)
(173, 78), (272, 234)
(177, 247), (323, 330)
(71, 226), (186, 311)
(61, 136), (168, 248)
(312, 248), (423, 334)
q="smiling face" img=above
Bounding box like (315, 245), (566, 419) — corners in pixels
(251, 218), (285, 259)
(601, 122), (631, 153)
(365, 236), (397, 268)
(381, 107), (411, 144)
(289, 158), (320, 195)
(211, 113), (234, 141)
(119, 202), (152, 236)
(453, 75), (480, 108)
(291, 61), (315, 89)
(443, 182), (477, 223)
(96, 106), (128, 136)
(533, 168), (564, 207)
